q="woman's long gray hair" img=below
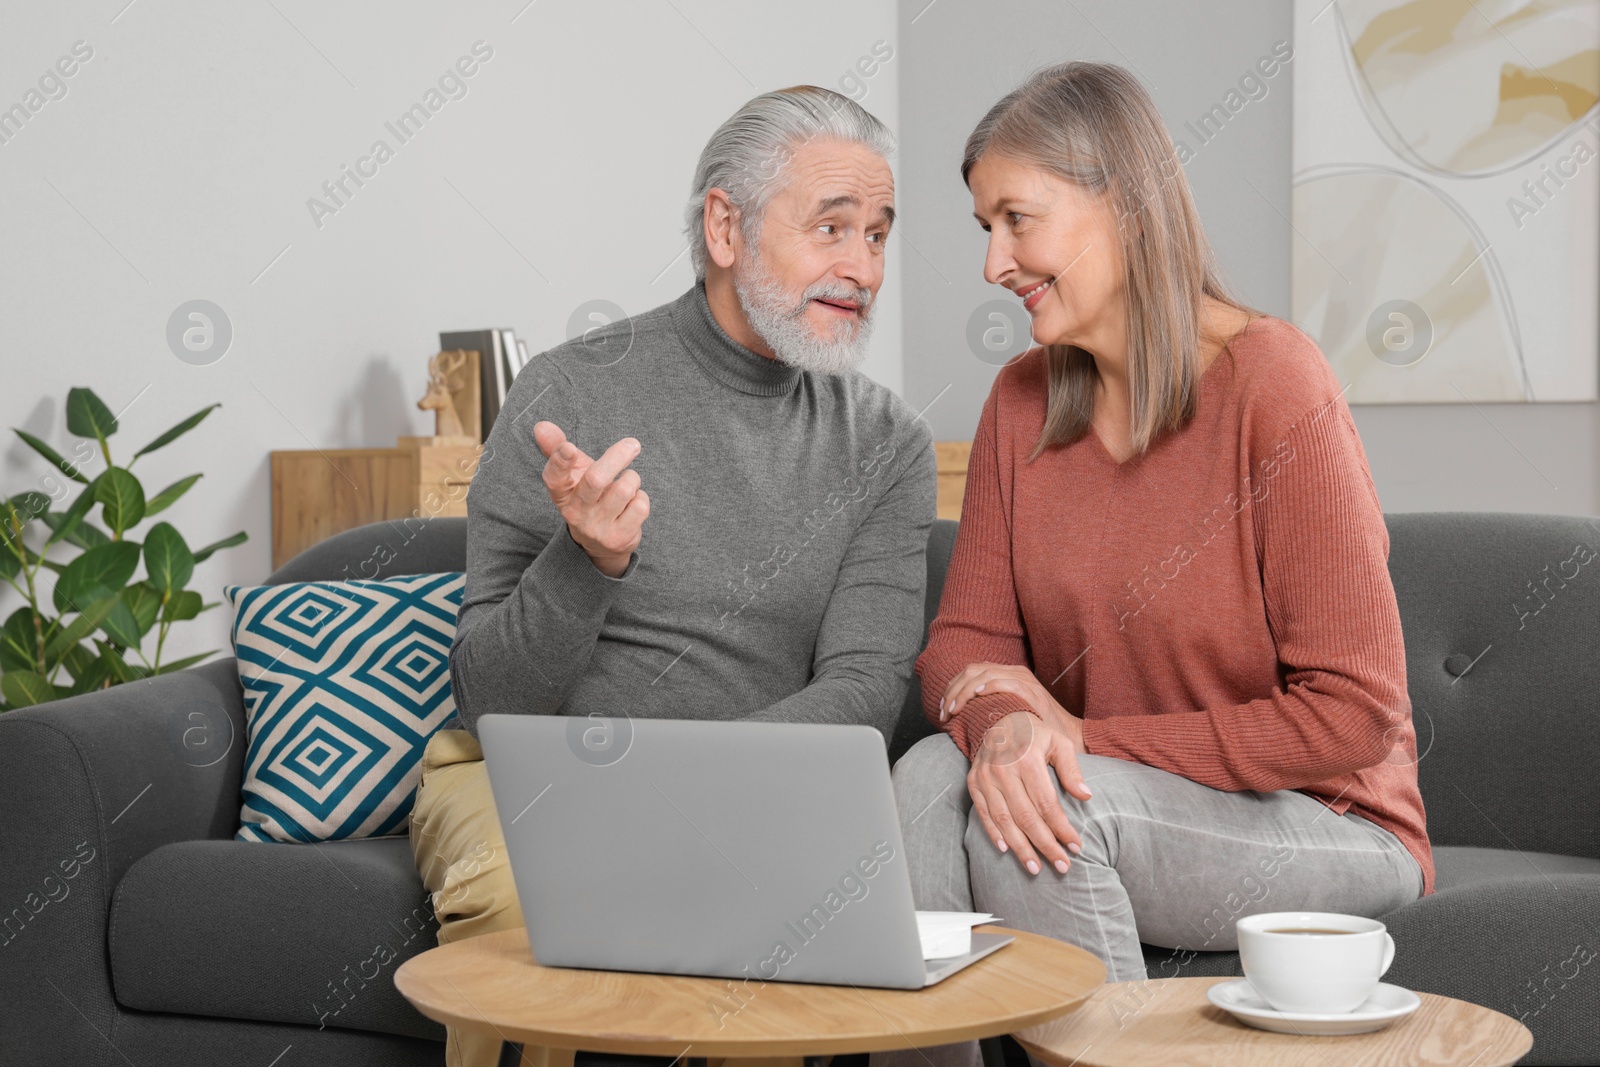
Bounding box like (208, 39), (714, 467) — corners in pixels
(963, 61), (1262, 461)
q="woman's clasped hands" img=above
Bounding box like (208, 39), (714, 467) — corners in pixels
(939, 662), (1093, 877)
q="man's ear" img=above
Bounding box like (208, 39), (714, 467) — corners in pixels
(704, 188), (742, 270)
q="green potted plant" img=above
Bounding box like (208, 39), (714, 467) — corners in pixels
(0, 387), (248, 710)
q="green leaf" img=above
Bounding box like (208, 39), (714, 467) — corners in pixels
(124, 582), (162, 632)
(3, 492), (51, 568)
(144, 474), (202, 517)
(42, 509), (110, 551)
(42, 477), (104, 550)
(68, 651), (115, 694)
(94, 468), (146, 536)
(70, 671), (112, 697)
(100, 600), (145, 647)
(131, 404), (219, 463)
(54, 542), (142, 615)
(98, 642), (148, 684)
(144, 523), (194, 596)
(6, 492), (51, 524)
(1, 608), (41, 673)
(191, 530), (247, 564)
(1, 670), (54, 707)
(3, 534), (46, 568)
(155, 650), (216, 675)
(13, 429), (89, 484)
(59, 642), (97, 680)
(42, 595), (119, 663)
(66, 387), (118, 443)
(2, 505), (25, 568)
(160, 589), (203, 623)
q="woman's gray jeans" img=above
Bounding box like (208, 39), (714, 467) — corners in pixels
(869, 732), (1423, 1067)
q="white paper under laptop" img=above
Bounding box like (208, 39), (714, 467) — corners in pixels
(479, 715), (1014, 990)
(917, 912), (998, 959)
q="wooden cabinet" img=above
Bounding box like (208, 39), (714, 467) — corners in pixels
(935, 441), (971, 521)
(269, 435), (969, 571)
(269, 435), (482, 570)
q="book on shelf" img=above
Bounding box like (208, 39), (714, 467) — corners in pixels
(500, 328), (520, 397)
(439, 328), (503, 441)
(438, 327), (533, 442)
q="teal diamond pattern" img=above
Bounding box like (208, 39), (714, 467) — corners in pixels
(226, 571), (464, 843)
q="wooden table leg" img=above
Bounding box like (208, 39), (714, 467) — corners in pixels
(499, 1051), (818, 1067)
(498, 1043), (575, 1067)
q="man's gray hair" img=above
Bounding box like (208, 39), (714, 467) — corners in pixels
(684, 85), (895, 279)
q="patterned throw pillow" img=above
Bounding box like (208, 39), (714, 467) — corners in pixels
(224, 571), (464, 843)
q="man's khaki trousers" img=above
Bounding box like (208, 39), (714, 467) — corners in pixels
(409, 728), (526, 1067)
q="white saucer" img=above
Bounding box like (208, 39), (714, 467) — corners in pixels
(1207, 978), (1422, 1035)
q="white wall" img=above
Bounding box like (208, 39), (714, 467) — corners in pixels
(0, 0), (901, 667)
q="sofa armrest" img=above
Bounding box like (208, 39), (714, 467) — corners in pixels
(0, 657), (246, 1066)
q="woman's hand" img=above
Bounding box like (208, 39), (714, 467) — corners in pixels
(968, 710), (1092, 876)
(940, 662), (1088, 756)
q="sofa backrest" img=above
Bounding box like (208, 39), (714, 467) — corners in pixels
(280, 512), (1597, 860)
(890, 520), (958, 762)
(1384, 512), (1597, 858)
(266, 516), (469, 586)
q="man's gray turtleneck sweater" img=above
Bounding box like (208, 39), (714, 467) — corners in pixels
(448, 281), (937, 747)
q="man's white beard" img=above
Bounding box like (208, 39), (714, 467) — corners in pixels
(732, 250), (875, 376)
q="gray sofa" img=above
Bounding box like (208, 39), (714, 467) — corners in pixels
(2, 513), (1596, 1066)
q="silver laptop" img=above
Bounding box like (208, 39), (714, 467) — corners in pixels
(478, 714), (1012, 989)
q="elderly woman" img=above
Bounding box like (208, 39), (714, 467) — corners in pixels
(887, 60), (1432, 1062)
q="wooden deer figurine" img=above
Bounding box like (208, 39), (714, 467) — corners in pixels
(417, 349), (481, 443)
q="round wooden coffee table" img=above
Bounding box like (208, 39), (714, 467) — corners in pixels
(394, 924), (1105, 1065)
(1015, 976), (1534, 1066)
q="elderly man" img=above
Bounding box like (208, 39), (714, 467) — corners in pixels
(408, 85), (935, 1067)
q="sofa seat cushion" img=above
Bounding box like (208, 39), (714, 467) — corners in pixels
(1138, 941), (1242, 979)
(1431, 844), (1600, 890)
(1379, 846), (1599, 1065)
(1136, 845), (1600, 987)
(110, 836), (444, 1041)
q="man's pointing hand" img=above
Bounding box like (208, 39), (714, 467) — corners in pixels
(533, 420), (649, 578)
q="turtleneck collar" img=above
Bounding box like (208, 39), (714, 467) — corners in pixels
(671, 279), (803, 397)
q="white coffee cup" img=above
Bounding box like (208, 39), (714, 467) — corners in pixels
(1235, 911), (1396, 1014)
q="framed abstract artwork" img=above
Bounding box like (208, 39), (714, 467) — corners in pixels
(1291, 0), (1599, 403)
